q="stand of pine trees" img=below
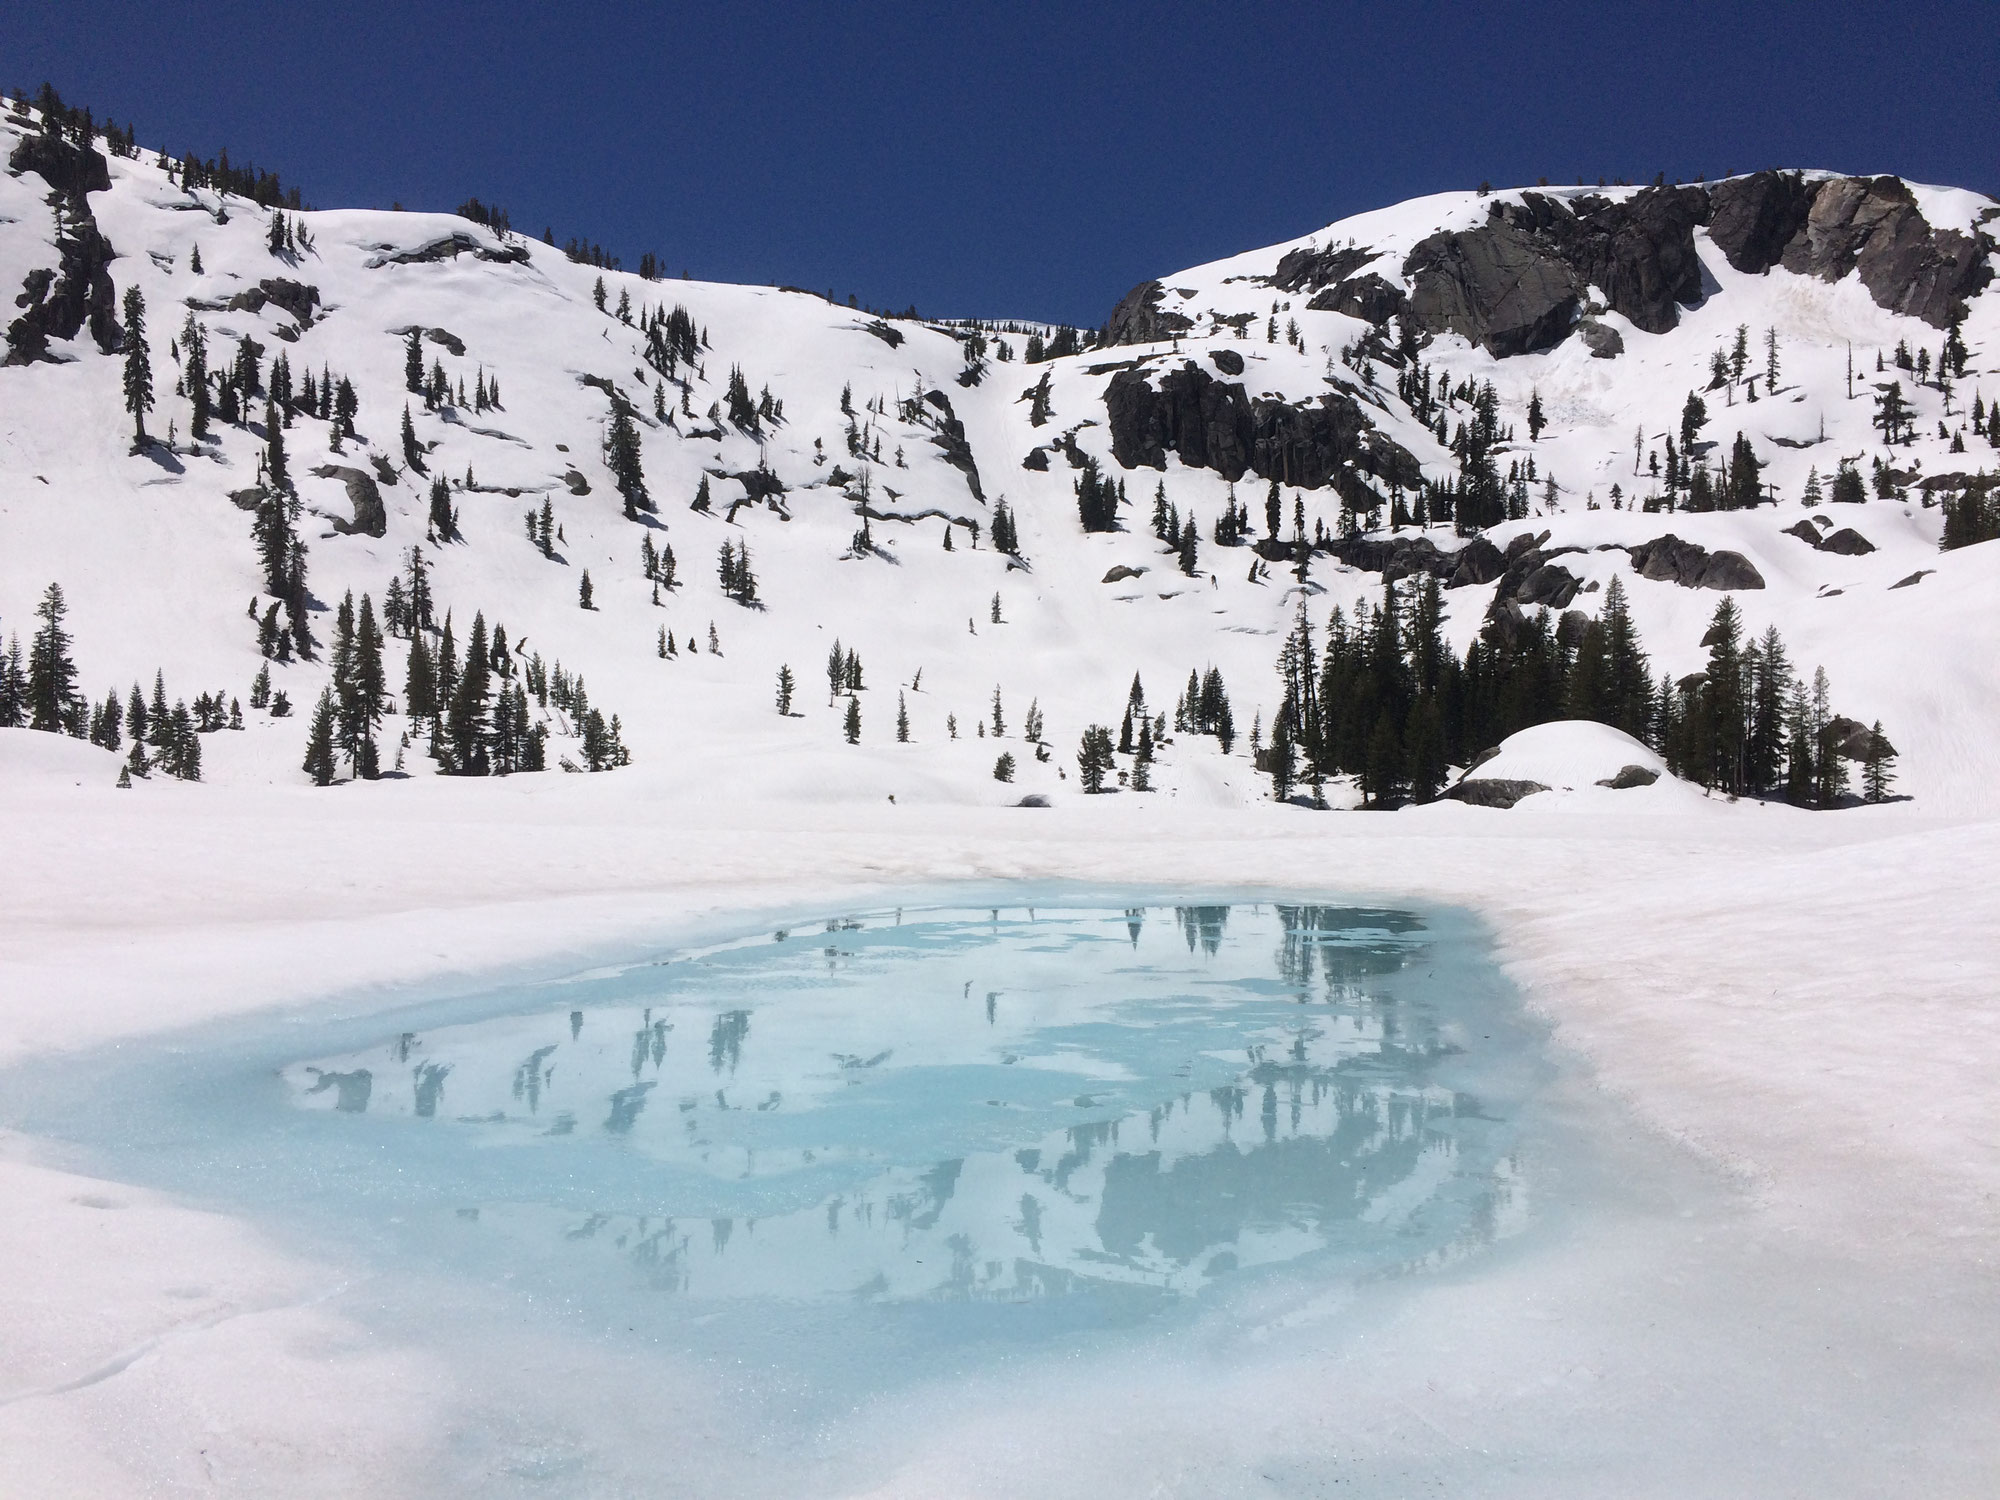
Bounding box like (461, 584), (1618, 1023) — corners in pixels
(1267, 574), (1883, 809)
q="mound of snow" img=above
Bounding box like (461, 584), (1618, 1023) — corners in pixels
(0, 730), (127, 788)
(1446, 721), (1717, 811)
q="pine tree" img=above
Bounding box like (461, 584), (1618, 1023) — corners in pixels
(1078, 725), (1115, 792)
(579, 569), (594, 609)
(122, 286), (152, 444)
(302, 688), (337, 786)
(843, 696), (861, 744)
(1526, 388), (1544, 441)
(26, 583), (77, 732)
(405, 629), (438, 721)
(606, 399), (649, 517)
(352, 594), (385, 777)
(896, 690), (910, 742)
(428, 477), (456, 541)
(1862, 721), (1895, 803)
(181, 315), (210, 439)
(991, 685), (1005, 737)
(445, 611), (492, 775)
(264, 395), (288, 491)
(776, 664), (795, 715)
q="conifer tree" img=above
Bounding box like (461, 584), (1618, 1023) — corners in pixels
(445, 611), (492, 775)
(775, 664), (795, 715)
(606, 399), (649, 517)
(896, 690), (910, 742)
(405, 629), (438, 722)
(26, 583), (77, 732)
(579, 569), (594, 609)
(1526, 388), (1544, 442)
(1862, 721), (1895, 803)
(303, 688), (337, 786)
(264, 395), (288, 491)
(844, 696), (861, 744)
(428, 477), (457, 541)
(121, 286), (152, 444)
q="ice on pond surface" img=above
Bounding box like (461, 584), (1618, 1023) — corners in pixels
(271, 903), (1537, 1316)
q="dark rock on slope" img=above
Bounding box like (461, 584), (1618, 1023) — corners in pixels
(1403, 186), (1708, 355)
(1105, 362), (1421, 497)
(4, 132), (118, 364)
(1099, 280), (1194, 347)
(1629, 534), (1765, 590)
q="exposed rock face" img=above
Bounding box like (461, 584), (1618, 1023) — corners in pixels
(424, 326), (466, 356)
(1404, 212), (1580, 357)
(1512, 561), (1583, 608)
(4, 132), (118, 365)
(1402, 187), (1707, 355)
(1104, 362), (1421, 497)
(1826, 716), (1896, 762)
(310, 464), (388, 538)
(921, 389), (984, 501)
(1099, 280), (1194, 347)
(1324, 533), (1448, 583)
(1782, 519), (1824, 546)
(1444, 778), (1548, 808)
(1780, 175), (1991, 327)
(1577, 318), (1623, 358)
(362, 232), (530, 268)
(1628, 534), (1765, 590)
(1268, 244), (1379, 292)
(1208, 348), (1244, 375)
(1596, 765), (1661, 789)
(8, 131), (110, 197)
(228, 277), (321, 327)
(1306, 272), (1407, 326)
(1447, 536), (1506, 587)
(1707, 170), (1820, 273)
(1818, 526), (1875, 556)
(1101, 565), (1145, 583)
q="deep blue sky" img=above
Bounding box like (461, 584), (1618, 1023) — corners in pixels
(10, 2), (1996, 324)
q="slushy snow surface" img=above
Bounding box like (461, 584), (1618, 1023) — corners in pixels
(2, 115), (1999, 1496)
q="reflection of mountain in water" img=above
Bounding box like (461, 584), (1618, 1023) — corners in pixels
(278, 903), (1525, 1308)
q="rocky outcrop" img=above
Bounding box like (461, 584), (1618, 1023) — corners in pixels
(1628, 534), (1765, 590)
(1826, 717), (1895, 762)
(1707, 170), (1821, 273)
(310, 464), (388, 538)
(1444, 778), (1548, 808)
(1306, 272), (1407, 326)
(8, 131), (111, 197)
(1780, 175), (1991, 327)
(1596, 765), (1660, 789)
(1818, 526), (1875, 556)
(1403, 186), (1707, 355)
(1099, 280), (1194, 347)
(1577, 318), (1623, 358)
(4, 131), (118, 364)
(920, 388), (983, 501)
(1102, 565), (1146, 584)
(362, 232), (530, 268)
(228, 277), (321, 327)
(1404, 212), (1581, 356)
(1448, 536), (1506, 587)
(1208, 348), (1244, 375)
(1268, 244), (1379, 293)
(1104, 361), (1421, 496)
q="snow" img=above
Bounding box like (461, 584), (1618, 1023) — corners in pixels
(2, 110), (2000, 1494)
(1457, 720), (1698, 810)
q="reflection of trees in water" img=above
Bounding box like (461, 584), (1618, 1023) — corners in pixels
(512, 1045), (558, 1111)
(412, 1061), (450, 1117)
(707, 1010), (750, 1073)
(1176, 906), (1229, 956)
(1274, 904), (1425, 999)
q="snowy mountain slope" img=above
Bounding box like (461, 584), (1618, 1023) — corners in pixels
(2, 98), (1998, 814)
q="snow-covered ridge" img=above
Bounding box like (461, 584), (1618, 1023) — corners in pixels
(2, 100), (1997, 814)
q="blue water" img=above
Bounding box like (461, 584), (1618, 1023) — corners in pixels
(5, 898), (1548, 1443)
